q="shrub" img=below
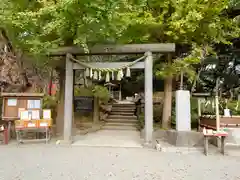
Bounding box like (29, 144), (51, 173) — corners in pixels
(138, 112), (145, 130)
(42, 95), (58, 123)
(222, 100), (240, 116)
(42, 95), (58, 110)
(153, 103), (163, 123)
(74, 86), (93, 97)
(92, 85), (110, 104)
(74, 85), (110, 104)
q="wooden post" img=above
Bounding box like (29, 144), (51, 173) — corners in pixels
(221, 137), (225, 155)
(215, 77), (221, 147)
(198, 98), (202, 131)
(204, 136), (209, 156)
(144, 51), (153, 145)
(1, 97), (4, 120)
(119, 84), (122, 101)
(93, 97), (99, 124)
(72, 70), (76, 130)
(215, 77), (220, 132)
(63, 54), (74, 144)
(180, 71), (184, 90)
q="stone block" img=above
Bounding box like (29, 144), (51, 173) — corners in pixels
(225, 128), (240, 146)
(165, 130), (203, 147)
(144, 129), (204, 147)
(175, 90), (191, 131)
(152, 129), (203, 147)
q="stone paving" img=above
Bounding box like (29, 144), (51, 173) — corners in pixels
(73, 130), (143, 148)
(0, 145), (240, 180)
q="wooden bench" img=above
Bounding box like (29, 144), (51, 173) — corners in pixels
(203, 131), (228, 156)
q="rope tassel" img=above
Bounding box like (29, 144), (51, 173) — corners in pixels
(93, 71), (98, 80)
(126, 67), (131, 77)
(117, 69), (124, 81)
(105, 72), (110, 82)
(117, 70), (121, 81)
(120, 69), (124, 78)
(99, 71), (102, 80)
(85, 68), (90, 77)
(89, 68), (93, 78)
(112, 71), (114, 80)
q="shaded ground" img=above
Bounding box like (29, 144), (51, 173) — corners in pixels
(0, 145), (240, 180)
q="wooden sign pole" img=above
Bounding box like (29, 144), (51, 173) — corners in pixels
(198, 98), (202, 131)
(215, 77), (220, 132)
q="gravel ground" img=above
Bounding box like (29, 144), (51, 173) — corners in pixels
(0, 145), (240, 180)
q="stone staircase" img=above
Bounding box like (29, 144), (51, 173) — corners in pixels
(102, 102), (138, 131)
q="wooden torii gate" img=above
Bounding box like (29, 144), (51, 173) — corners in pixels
(48, 44), (175, 145)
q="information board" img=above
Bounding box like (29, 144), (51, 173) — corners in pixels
(74, 96), (93, 112)
(7, 99), (17, 106)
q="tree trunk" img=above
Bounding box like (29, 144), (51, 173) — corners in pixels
(162, 54), (173, 129)
(162, 77), (173, 128)
(55, 69), (65, 136)
(48, 68), (53, 95)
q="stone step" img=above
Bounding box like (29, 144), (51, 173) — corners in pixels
(112, 104), (135, 108)
(108, 115), (137, 120)
(105, 122), (137, 126)
(112, 104), (136, 108)
(102, 125), (138, 131)
(113, 103), (135, 106)
(110, 111), (135, 116)
(106, 118), (138, 124)
(111, 108), (136, 112)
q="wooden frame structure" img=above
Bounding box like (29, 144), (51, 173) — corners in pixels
(48, 44), (175, 145)
(1, 93), (44, 142)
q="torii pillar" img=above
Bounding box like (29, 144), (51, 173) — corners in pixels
(144, 51), (153, 145)
(63, 54), (74, 144)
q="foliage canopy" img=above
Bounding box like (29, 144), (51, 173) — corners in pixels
(0, 0), (239, 78)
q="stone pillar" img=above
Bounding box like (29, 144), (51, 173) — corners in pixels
(144, 51), (153, 144)
(175, 90), (191, 131)
(63, 54), (74, 144)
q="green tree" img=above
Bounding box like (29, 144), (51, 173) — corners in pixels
(0, 0), (137, 52)
(116, 0), (240, 128)
(1, 0), (239, 130)
(0, 0), (131, 133)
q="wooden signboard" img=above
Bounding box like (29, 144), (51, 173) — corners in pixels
(1, 93), (44, 121)
(74, 96), (93, 112)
